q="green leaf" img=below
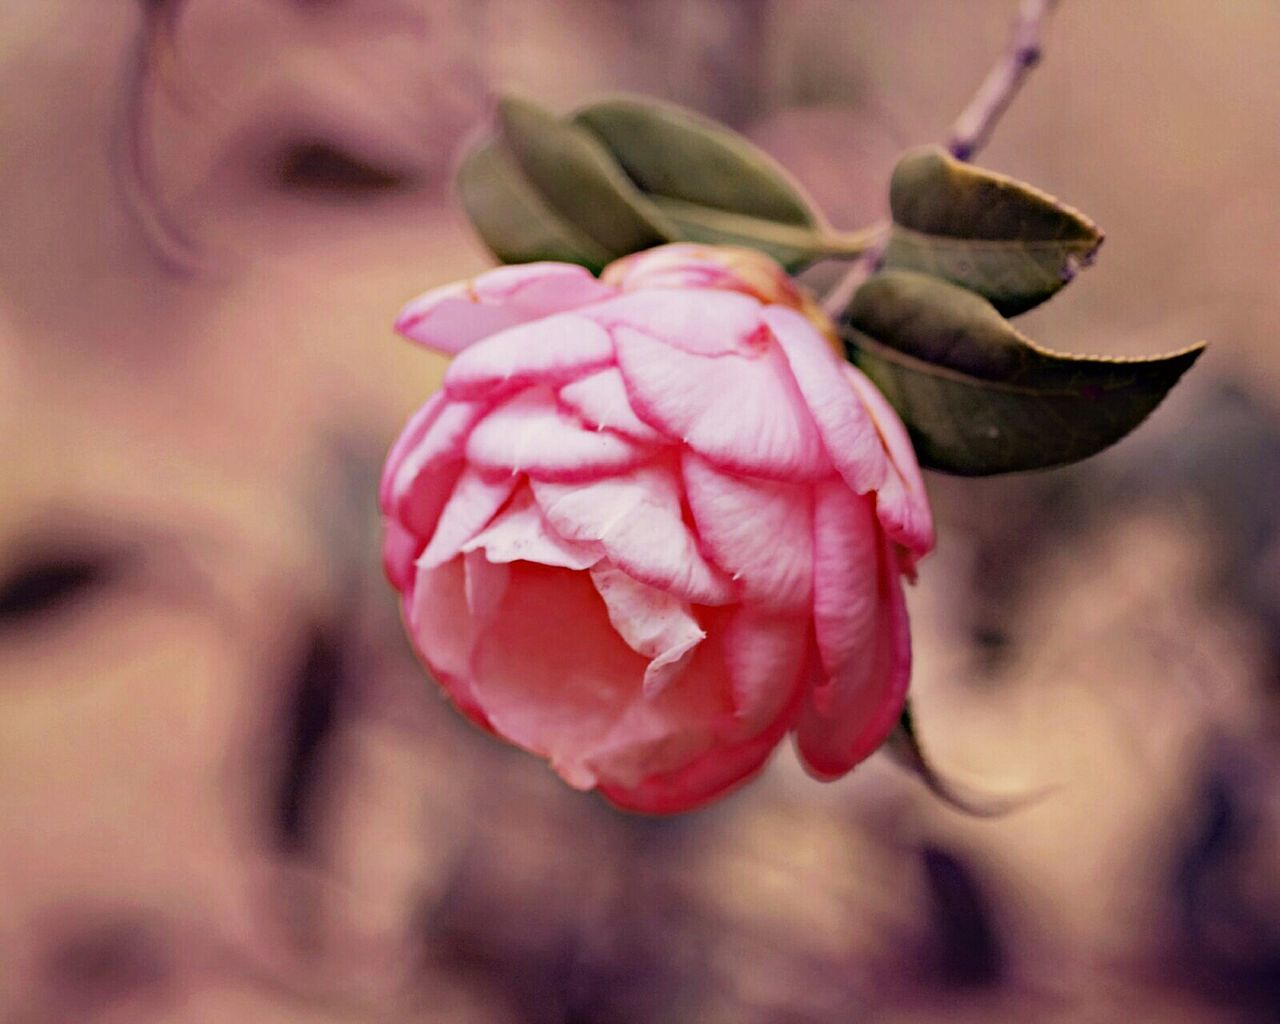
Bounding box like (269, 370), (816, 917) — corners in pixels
(496, 96), (675, 258)
(882, 146), (1104, 315)
(842, 270), (1204, 476)
(456, 140), (615, 272)
(572, 96), (861, 271)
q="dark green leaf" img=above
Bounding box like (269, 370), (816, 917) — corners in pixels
(883, 146), (1104, 315)
(496, 96), (674, 258)
(574, 95), (869, 270)
(456, 140), (614, 271)
(843, 270), (1204, 475)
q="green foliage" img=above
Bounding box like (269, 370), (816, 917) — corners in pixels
(457, 94), (865, 272)
(882, 146), (1104, 315)
(843, 271), (1204, 475)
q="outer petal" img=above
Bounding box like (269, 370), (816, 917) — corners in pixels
(466, 386), (654, 481)
(584, 288), (767, 357)
(795, 481), (912, 779)
(597, 682), (801, 815)
(443, 313), (615, 401)
(380, 393), (442, 512)
(385, 398), (489, 535)
(843, 364), (935, 564)
(613, 325), (830, 481)
(396, 263), (617, 355)
(557, 367), (666, 444)
(681, 452), (813, 612)
(762, 305), (888, 495)
(407, 557), (491, 730)
(532, 463), (735, 606)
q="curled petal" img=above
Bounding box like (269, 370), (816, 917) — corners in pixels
(397, 263), (617, 355)
(843, 364), (935, 564)
(763, 306), (888, 495)
(418, 467), (518, 570)
(462, 486), (603, 571)
(382, 516), (423, 592)
(613, 325), (830, 481)
(590, 564), (705, 697)
(557, 367), (666, 444)
(795, 482), (912, 779)
(380, 393), (442, 511)
(682, 452), (813, 612)
(386, 399), (490, 534)
(466, 386), (654, 481)
(443, 313), (615, 401)
(532, 463), (735, 606)
(585, 288), (766, 357)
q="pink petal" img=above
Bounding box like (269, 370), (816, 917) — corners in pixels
(762, 306), (888, 495)
(443, 313), (615, 401)
(681, 452), (814, 612)
(418, 467), (518, 569)
(382, 516), (423, 592)
(843, 364), (935, 564)
(466, 562), (663, 790)
(613, 325), (830, 481)
(794, 481), (912, 780)
(396, 263), (617, 355)
(466, 386), (654, 481)
(597, 689), (798, 814)
(386, 398), (490, 534)
(584, 288), (767, 357)
(590, 564), (706, 697)
(462, 486), (603, 570)
(721, 607), (810, 738)
(380, 393), (442, 512)
(557, 367), (666, 444)
(406, 558), (492, 731)
(532, 463), (735, 606)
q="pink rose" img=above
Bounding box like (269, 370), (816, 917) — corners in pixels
(381, 245), (933, 813)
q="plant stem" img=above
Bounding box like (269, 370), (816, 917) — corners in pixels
(948, 0), (1062, 162)
(820, 0), (1064, 319)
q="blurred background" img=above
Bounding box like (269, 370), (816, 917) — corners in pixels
(1, 1), (1277, 1020)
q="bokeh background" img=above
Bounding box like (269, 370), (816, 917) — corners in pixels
(1, 1), (1278, 1021)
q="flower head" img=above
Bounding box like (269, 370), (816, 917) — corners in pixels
(383, 245), (933, 812)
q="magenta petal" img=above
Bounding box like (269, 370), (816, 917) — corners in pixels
(763, 306), (888, 495)
(557, 367), (666, 444)
(843, 364), (936, 563)
(396, 263), (617, 355)
(418, 467), (518, 570)
(443, 313), (615, 401)
(795, 481), (912, 780)
(532, 464), (736, 606)
(682, 452), (814, 612)
(613, 325), (830, 481)
(585, 288), (766, 357)
(466, 386), (654, 481)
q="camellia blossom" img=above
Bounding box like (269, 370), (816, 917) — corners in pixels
(381, 244), (933, 813)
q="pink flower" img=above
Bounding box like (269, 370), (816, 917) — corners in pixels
(382, 245), (933, 813)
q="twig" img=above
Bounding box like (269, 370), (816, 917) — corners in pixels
(947, 0), (1061, 162)
(820, 0), (1063, 319)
